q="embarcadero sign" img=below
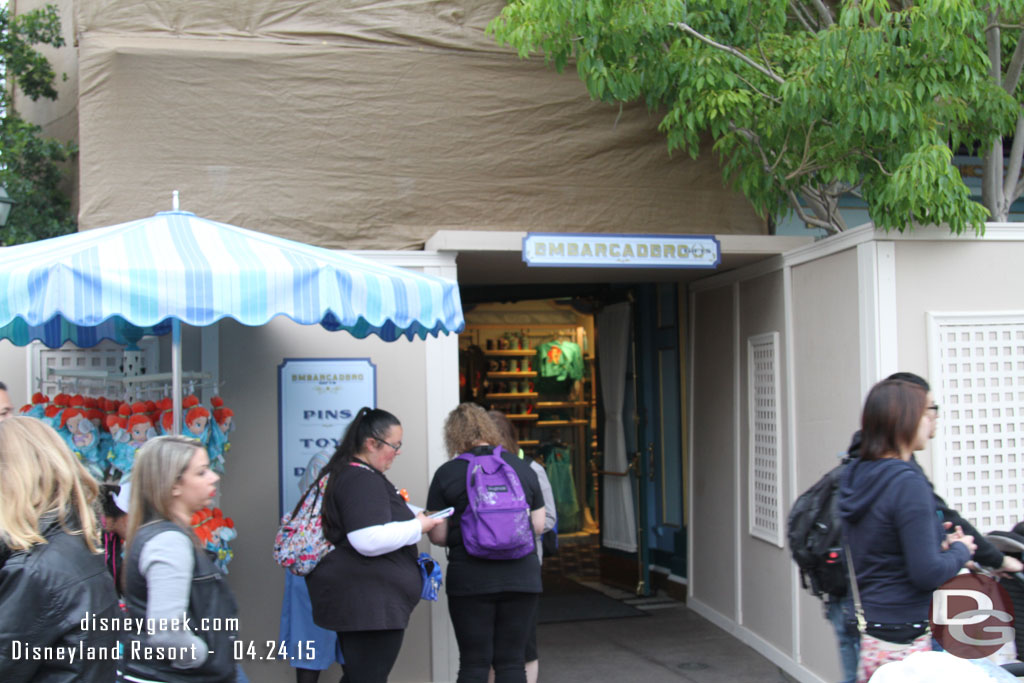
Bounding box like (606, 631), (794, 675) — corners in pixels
(522, 233), (720, 269)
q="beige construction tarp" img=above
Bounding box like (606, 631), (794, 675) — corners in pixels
(70, 0), (763, 249)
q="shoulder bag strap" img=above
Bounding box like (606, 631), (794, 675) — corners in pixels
(843, 542), (866, 635)
(290, 470), (329, 519)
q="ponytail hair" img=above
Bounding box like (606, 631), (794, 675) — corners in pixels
(323, 407), (401, 470)
(321, 407), (401, 532)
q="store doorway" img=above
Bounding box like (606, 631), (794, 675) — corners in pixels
(458, 299), (601, 588)
(457, 287), (688, 611)
(597, 284), (686, 598)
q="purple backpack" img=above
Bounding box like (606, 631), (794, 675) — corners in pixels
(457, 447), (535, 560)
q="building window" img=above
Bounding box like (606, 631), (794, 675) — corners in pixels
(748, 331), (783, 546)
(929, 313), (1024, 532)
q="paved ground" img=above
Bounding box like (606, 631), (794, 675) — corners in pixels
(537, 585), (800, 683)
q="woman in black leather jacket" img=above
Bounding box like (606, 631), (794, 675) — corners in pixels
(0, 416), (122, 682)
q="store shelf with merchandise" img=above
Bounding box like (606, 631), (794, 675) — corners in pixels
(459, 322), (593, 456)
(458, 302), (598, 535)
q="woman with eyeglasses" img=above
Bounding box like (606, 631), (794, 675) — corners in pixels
(305, 407), (443, 683)
(838, 379), (976, 681)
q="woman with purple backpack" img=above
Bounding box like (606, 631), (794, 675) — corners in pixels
(427, 402), (546, 683)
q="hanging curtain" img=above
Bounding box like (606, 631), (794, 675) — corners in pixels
(597, 302), (637, 552)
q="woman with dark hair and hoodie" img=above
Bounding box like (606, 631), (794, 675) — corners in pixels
(838, 378), (976, 680)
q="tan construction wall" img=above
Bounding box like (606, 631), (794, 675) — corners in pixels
(69, 0), (763, 246)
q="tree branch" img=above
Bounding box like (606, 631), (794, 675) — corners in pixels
(728, 123), (775, 173)
(1004, 30), (1024, 95)
(988, 11), (1003, 86)
(783, 122), (818, 180)
(805, 183), (850, 232)
(672, 22), (786, 85)
(860, 152), (893, 177)
(789, 1), (817, 33)
(1003, 112), (1024, 213)
(984, 139), (1005, 220)
(768, 131), (792, 174)
(734, 72), (783, 104)
(985, 22), (1024, 32)
(985, 11), (1006, 219)
(1014, 175), (1024, 207)
(786, 187), (839, 233)
(809, 0), (834, 27)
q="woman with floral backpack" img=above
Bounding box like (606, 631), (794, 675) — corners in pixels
(427, 403), (546, 683)
(305, 407), (442, 683)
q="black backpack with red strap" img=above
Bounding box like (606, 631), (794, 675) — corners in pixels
(787, 459), (851, 599)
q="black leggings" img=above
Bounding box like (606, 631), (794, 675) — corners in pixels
(334, 629), (405, 683)
(448, 592), (539, 683)
(296, 669), (322, 683)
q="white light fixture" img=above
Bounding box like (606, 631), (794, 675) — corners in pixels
(0, 186), (16, 227)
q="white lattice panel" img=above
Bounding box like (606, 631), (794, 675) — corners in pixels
(929, 314), (1024, 533)
(748, 331), (783, 546)
(30, 340), (159, 401)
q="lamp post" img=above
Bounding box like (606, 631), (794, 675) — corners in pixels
(0, 186), (15, 227)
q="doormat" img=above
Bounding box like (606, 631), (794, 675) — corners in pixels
(538, 573), (647, 624)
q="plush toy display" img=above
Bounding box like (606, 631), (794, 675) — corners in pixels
(58, 407), (104, 480)
(43, 393), (72, 429)
(20, 392), (49, 419)
(191, 507), (237, 573)
(183, 404), (211, 442)
(208, 396), (233, 472)
(27, 385), (241, 571)
(28, 389), (238, 483)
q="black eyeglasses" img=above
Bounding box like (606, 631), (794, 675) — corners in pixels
(927, 404), (940, 415)
(376, 437), (402, 452)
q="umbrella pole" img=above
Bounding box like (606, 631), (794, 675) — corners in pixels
(172, 319), (182, 436)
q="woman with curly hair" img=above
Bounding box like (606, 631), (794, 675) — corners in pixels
(487, 410), (556, 683)
(0, 416), (121, 682)
(427, 403), (546, 683)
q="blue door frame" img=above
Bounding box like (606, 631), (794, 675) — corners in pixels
(600, 284), (686, 596)
(632, 284), (687, 592)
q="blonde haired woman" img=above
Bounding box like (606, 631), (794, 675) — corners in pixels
(119, 436), (239, 683)
(427, 403), (546, 683)
(0, 416), (120, 682)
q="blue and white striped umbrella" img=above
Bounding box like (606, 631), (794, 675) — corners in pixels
(0, 210), (464, 347)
